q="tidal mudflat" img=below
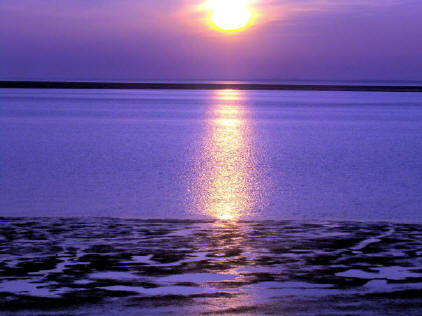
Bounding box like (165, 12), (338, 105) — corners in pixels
(1, 218), (422, 315)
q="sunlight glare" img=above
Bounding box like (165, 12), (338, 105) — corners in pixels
(206, 0), (253, 32)
(189, 90), (261, 221)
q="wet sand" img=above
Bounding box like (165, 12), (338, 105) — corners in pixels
(1, 217), (421, 315)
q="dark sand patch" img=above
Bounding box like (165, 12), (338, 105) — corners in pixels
(0, 218), (421, 314)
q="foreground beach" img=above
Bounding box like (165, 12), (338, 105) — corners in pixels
(1, 217), (421, 315)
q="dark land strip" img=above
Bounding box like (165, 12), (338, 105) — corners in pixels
(1, 81), (422, 92)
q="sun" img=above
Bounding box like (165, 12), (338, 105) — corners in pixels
(205, 0), (253, 32)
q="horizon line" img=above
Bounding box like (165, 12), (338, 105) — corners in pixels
(1, 80), (422, 92)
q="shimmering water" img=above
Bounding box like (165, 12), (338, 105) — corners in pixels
(1, 89), (422, 221)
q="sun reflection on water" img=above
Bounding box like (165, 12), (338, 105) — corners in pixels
(189, 90), (263, 221)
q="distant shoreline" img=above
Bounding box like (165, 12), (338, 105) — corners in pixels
(1, 81), (422, 92)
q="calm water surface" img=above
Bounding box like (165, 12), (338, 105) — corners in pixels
(1, 89), (422, 221)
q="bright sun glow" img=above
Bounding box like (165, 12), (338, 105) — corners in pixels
(206, 0), (253, 32)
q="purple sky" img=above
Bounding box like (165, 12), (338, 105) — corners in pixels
(1, 0), (421, 81)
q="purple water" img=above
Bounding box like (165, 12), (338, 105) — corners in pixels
(1, 88), (421, 222)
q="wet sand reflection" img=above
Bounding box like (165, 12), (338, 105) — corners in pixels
(190, 90), (263, 220)
(2, 218), (421, 314)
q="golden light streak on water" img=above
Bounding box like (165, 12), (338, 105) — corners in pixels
(189, 90), (262, 221)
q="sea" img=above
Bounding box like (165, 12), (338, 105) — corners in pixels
(0, 88), (421, 314)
